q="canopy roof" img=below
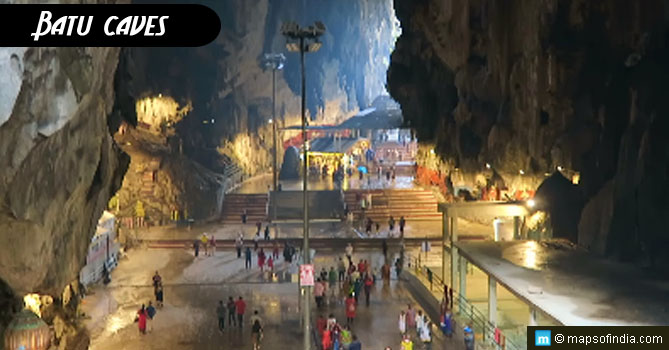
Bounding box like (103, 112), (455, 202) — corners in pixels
(283, 107), (403, 131)
(309, 137), (360, 154)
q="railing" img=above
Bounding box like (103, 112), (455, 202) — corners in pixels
(223, 163), (245, 194)
(406, 254), (523, 350)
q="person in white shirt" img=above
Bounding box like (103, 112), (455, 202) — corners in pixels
(415, 310), (425, 332)
(398, 310), (407, 336)
(253, 232), (260, 250)
(419, 319), (432, 350)
(327, 314), (337, 331)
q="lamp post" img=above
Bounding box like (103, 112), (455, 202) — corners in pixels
(282, 20), (325, 350)
(261, 53), (286, 222)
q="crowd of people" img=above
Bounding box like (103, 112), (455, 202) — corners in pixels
(237, 232), (297, 272)
(214, 296), (248, 331)
(311, 241), (411, 350)
(397, 304), (433, 350)
(215, 297), (265, 349)
(130, 212), (474, 349)
(316, 314), (362, 350)
(190, 222), (297, 275)
(310, 239), (479, 350)
(192, 232), (217, 257)
(363, 215), (406, 238)
(140, 271), (266, 348)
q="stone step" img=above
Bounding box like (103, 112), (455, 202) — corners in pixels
(222, 205), (267, 209)
(222, 211), (267, 215)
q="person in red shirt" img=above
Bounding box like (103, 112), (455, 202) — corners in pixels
(364, 273), (374, 306)
(136, 304), (147, 334)
(345, 294), (356, 327)
(322, 328), (332, 350)
(357, 260), (365, 274)
(235, 296), (246, 327)
(258, 248), (266, 272)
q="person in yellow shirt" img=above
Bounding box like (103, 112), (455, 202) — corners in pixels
(201, 233), (209, 256)
(400, 334), (413, 350)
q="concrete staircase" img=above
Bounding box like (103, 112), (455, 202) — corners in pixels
(220, 193), (268, 224)
(344, 188), (440, 222)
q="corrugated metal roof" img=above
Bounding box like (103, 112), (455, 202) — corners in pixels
(309, 137), (360, 153)
(282, 108), (403, 131)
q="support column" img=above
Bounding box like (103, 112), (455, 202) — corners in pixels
(459, 256), (467, 297)
(513, 216), (521, 240)
(450, 216), (458, 302)
(458, 255), (467, 314)
(442, 213), (450, 285)
(488, 275), (497, 326)
(529, 307), (538, 326)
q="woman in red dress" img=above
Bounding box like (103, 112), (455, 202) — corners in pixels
(258, 248), (266, 272)
(322, 328), (332, 350)
(345, 294), (356, 327)
(137, 304), (147, 334)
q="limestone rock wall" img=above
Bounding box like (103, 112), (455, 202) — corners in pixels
(389, 0), (669, 265)
(113, 128), (226, 222)
(0, 45), (127, 296)
(0, 7), (129, 348)
(0, 45), (128, 350)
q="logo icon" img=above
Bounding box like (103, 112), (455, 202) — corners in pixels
(535, 330), (551, 346)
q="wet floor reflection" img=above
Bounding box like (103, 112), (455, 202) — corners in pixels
(502, 240), (546, 270)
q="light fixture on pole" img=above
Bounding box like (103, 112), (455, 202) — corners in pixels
(261, 53), (286, 222)
(282, 20), (325, 350)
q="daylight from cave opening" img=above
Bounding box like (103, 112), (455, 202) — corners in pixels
(2, 1), (669, 350)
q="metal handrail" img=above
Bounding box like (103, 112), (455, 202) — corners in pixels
(406, 254), (522, 350)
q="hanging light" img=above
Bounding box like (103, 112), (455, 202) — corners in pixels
(23, 294), (42, 317)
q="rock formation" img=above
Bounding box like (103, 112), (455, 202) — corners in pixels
(389, 0), (669, 267)
(0, 45), (128, 295)
(0, 44), (129, 344)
